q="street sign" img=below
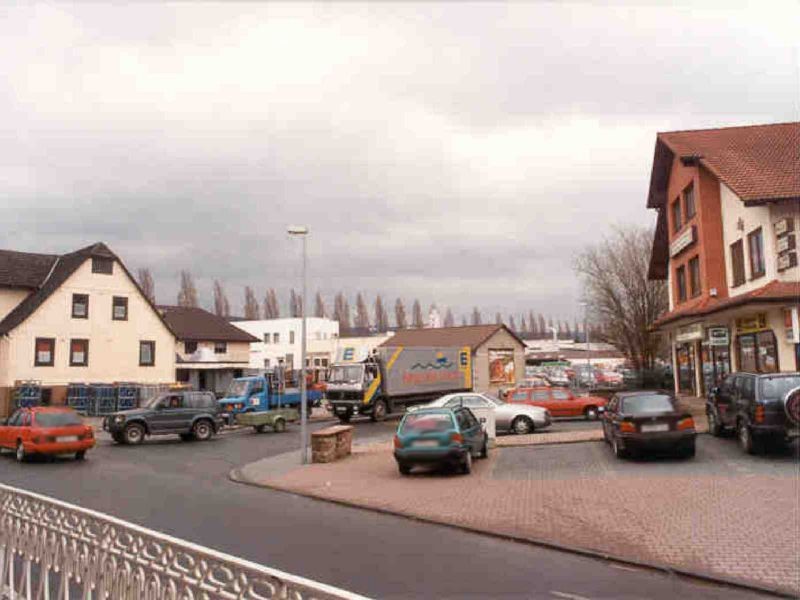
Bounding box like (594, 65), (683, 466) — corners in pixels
(707, 327), (730, 346)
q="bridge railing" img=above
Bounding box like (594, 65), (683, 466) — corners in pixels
(0, 482), (371, 600)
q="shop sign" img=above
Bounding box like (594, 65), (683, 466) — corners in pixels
(676, 322), (704, 343)
(736, 313), (767, 334)
(777, 251), (798, 272)
(776, 233), (796, 254)
(785, 307), (800, 344)
(707, 327), (730, 347)
(774, 217), (794, 237)
(669, 225), (696, 258)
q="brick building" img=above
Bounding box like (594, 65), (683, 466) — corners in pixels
(647, 122), (800, 396)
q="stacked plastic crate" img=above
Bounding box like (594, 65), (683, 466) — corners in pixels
(116, 383), (139, 411)
(12, 381), (42, 410)
(88, 384), (117, 416)
(66, 383), (90, 414)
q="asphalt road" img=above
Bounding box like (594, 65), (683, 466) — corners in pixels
(0, 421), (778, 600)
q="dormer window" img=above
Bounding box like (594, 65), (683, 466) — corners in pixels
(92, 256), (113, 274)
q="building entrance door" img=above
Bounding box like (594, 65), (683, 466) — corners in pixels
(677, 343), (696, 395)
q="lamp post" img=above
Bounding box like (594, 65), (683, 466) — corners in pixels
(581, 301), (591, 370)
(288, 225), (309, 464)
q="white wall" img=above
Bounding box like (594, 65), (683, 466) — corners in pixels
(720, 184), (799, 296)
(0, 258), (176, 387)
(232, 318), (339, 369)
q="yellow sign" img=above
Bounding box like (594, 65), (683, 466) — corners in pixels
(736, 313), (767, 334)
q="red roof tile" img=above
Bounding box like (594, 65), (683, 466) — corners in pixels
(379, 324), (525, 351)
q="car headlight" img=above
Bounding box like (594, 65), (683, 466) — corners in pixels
(114, 415), (125, 423)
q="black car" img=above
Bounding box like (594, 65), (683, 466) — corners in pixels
(706, 372), (800, 454)
(104, 391), (223, 445)
(602, 390), (696, 459)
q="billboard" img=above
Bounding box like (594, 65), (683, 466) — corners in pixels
(488, 349), (515, 384)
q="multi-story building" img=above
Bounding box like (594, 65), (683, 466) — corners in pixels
(647, 122), (800, 396)
(159, 306), (259, 396)
(0, 242), (177, 409)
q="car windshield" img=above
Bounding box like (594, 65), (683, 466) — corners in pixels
(225, 380), (250, 398)
(34, 412), (82, 427)
(328, 365), (364, 384)
(400, 413), (454, 434)
(760, 376), (800, 401)
(482, 393), (503, 405)
(143, 394), (169, 408)
(622, 395), (673, 414)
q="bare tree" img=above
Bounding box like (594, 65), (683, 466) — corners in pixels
(521, 316), (527, 333)
(394, 298), (407, 329)
(314, 292), (326, 318)
(137, 268), (155, 303)
(289, 290), (304, 318)
(353, 293), (370, 329)
(263, 289), (280, 319)
(538, 314), (546, 338)
(574, 225), (669, 370)
(334, 293), (351, 334)
(177, 270), (198, 308)
(374, 295), (389, 332)
(444, 307), (455, 328)
(243, 286), (260, 319)
(528, 310), (536, 334)
(471, 307), (482, 326)
(495, 312), (503, 325)
(509, 315), (517, 332)
(461, 315), (468, 326)
(411, 299), (424, 328)
(212, 280), (231, 317)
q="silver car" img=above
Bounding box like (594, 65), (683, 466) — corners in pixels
(412, 392), (551, 435)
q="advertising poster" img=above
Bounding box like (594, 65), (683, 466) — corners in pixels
(489, 349), (515, 384)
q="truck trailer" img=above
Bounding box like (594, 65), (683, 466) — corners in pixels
(326, 346), (473, 423)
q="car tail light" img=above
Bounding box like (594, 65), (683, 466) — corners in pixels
(754, 405), (765, 423)
(393, 435), (402, 449)
(450, 432), (464, 444)
(677, 417), (695, 431)
(619, 421), (636, 433)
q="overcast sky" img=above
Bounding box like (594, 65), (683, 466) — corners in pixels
(1, 2), (797, 323)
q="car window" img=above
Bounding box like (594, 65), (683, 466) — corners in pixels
(400, 413), (454, 434)
(621, 395), (674, 414)
(455, 410), (471, 431)
(552, 390), (570, 400)
(760, 376), (800, 402)
(739, 377), (755, 402)
(721, 375), (736, 395)
(35, 412), (82, 427)
(6, 410), (22, 426)
(444, 396), (463, 407)
(532, 391), (550, 401)
(464, 408), (480, 429)
(511, 391), (528, 401)
(250, 380), (264, 395)
(608, 397), (618, 412)
(161, 395), (184, 409)
(463, 396), (490, 408)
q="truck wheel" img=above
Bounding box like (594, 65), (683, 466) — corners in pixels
(193, 419), (214, 441)
(370, 400), (387, 422)
(273, 418), (286, 433)
(738, 421), (762, 455)
(124, 423), (145, 445)
(337, 410), (352, 424)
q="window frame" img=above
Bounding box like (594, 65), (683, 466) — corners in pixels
(112, 296), (129, 321)
(71, 293), (89, 319)
(273, 333), (280, 344)
(747, 227), (765, 280)
(683, 184), (696, 220)
(139, 340), (156, 366)
(676, 265), (687, 303)
(91, 256), (113, 274)
(289, 331), (295, 344)
(688, 255), (702, 298)
(34, 337), (55, 367)
(184, 341), (198, 354)
(671, 198), (682, 233)
(214, 341), (227, 354)
(730, 239), (746, 287)
(69, 338), (89, 367)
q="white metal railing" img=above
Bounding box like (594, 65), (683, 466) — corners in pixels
(0, 483), (371, 600)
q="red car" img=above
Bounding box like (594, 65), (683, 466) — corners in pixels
(0, 407), (95, 462)
(507, 387), (607, 420)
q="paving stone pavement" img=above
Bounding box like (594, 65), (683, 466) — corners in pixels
(242, 435), (800, 595)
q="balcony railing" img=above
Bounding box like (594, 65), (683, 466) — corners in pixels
(0, 482), (370, 600)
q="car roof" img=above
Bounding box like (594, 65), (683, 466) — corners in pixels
(29, 406), (77, 413)
(406, 407), (456, 415)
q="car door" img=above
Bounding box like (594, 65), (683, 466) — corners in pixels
(736, 375), (755, 425)
(456, 408), (481, 453)
(462, 395), (495, 429)
(716, 374), (737, 428)
(0, 410), (22, 448)
(150, 394), (184, 432)
(550, 388), (576, 417)
(529, 389), (553, 414)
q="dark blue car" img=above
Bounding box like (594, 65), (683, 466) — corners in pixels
(393, 407), (488, 475)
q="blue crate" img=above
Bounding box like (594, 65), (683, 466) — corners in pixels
(67, 384), (90, 414)
(13, 383), (42, 409)
(116, 384), (139, 410)
(88, 384), (117, 416)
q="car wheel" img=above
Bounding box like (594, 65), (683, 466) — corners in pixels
(398, 463), (411, 475)
(193, 419), (214, 441)
(461, 451), (472, 475)
(680, 441), (696, 459)
(254, 424), (267, 434)
(15, 442), (26, 463)
(124, 423), (145, 445)
(584, 406), (599, 421)
(479, 438), (488, 459)
(338, 411), (352, 424)
(707, 410), (722, 437)
(612, 437), (627, 459)
(273, 418), (286, 433)
(75, 450), (86, 461)
(737, 421), (760, 455)
(370, 400), (387, 422)
(511, 416), (534, 435)
(179, 433), (194, 441)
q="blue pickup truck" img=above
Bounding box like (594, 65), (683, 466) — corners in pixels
(218, 375), (322, 424)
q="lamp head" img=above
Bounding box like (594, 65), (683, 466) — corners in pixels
(287, 225), (309, 235)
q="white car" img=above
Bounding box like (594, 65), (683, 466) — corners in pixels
(411, 392), (551, 435)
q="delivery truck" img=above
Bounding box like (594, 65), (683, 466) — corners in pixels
(326, 346), (473, 423)
(218, 371), (322, 425)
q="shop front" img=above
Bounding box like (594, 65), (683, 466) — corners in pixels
(701, 326), (731, 393)
(734, 313), (779, 374)
(674, 323), (703, 396)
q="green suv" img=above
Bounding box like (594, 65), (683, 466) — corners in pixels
(104, 391), (223, 445)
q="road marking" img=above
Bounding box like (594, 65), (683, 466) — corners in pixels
(550, 591), (593, 600)
(610, 563), (642, 573)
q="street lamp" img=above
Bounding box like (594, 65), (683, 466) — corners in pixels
(580, 301), (591, 370)
(288, 225), (309, 464)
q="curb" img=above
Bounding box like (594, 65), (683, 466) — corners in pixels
(229, 463), (795, 599)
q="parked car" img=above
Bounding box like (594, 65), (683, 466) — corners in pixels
(393, 407), (487, 475)
(104, 391), (223, 445)
(508, 387), (606, 420)
(411, 392), (551, 435)
(597, 370), (623, 386)
(602, 390), (696, 459)
(706, 372), (800, 454)
(0, 407), (95, 462)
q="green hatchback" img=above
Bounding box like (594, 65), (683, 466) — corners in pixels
(393, 407), (488, 475)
